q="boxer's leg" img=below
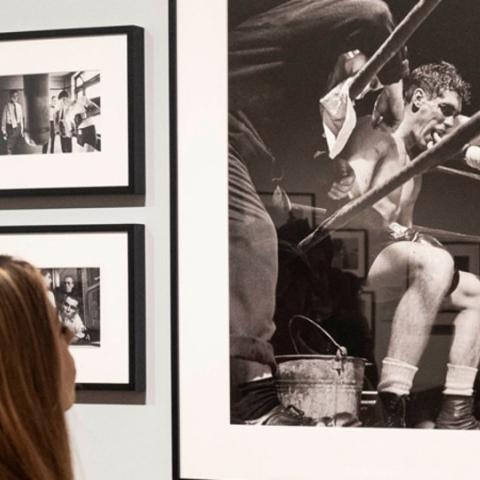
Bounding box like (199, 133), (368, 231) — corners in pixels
(436, 271), (480, 429)
(369, 242), (454, 366)
(445, 271), (480, 366)
(367, 242), (455, 426)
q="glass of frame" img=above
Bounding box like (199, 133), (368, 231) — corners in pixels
(0, 26), (144, 196)
(0, 224), (145, 391)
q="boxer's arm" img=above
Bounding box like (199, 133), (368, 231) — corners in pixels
(397, 201), (415, 228)
(327, 51), (405, 129)
(372, 80), (405, 129)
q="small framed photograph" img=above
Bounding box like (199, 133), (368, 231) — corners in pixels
(0, 224), (145, 391)
(443, 242), (480, 275)
(42, 266), (101, 346)
(330, 229), (368, 278)
(0, 26), (144, 196)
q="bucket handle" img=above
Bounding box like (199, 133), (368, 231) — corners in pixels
(288, 315), (348, 365)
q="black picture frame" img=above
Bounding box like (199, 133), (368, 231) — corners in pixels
(330, 229), (368, 279)
(0, 223), (145, 392)
(0, 25), (145, 196)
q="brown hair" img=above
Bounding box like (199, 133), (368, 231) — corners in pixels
(404, 61), (471, 104)
(0, 256), (73, 480)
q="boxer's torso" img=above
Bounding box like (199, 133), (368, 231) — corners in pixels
(344, 117), (422, 226)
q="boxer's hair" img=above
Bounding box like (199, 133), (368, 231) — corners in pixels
(404, 61), (471, 104)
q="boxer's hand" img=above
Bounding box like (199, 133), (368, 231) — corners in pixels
(372, 80), (404, 129)
(328, 158), (356, 200)
(327, 50), (368, 91)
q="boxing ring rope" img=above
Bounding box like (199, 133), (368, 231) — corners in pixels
(434, 165), (480, 183)
(349, 0), (443, 99)
(299, 111), (480, 252)
(414, 225), (480, 243)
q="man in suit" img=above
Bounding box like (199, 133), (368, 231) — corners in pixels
(1, 90), (24, 155)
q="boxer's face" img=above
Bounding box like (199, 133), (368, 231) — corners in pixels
(412, 89), (462, 150)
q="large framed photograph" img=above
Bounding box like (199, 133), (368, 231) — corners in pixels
(174, 0), (480, 479)
(0, 26), (144, 196)
(0, 224), (145, 391)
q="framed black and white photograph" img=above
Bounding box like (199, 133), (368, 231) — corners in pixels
(444, 242), (480, 276)
(42, 266), (101, 346)
(174, 0), (480, 479)
(0, 224), (145, 391)
(330, 229), (367, 279)
(0, 26), (144, 196)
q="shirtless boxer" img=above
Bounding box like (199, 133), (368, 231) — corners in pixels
(330, 62), (480, 429)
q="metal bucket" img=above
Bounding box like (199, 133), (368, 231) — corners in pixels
(275, 316), (365, 422)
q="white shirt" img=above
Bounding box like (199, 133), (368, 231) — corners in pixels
(1, 100), (23, 133)
(49, 104), (58, 122)
(62, 313), (87, 341)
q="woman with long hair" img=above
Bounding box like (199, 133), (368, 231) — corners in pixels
(0, 255), (76, 480)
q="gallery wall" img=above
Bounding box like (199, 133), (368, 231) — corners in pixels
(0, 1), (171, 479)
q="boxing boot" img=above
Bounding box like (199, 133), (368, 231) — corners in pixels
(435, 395), (480, 430)
(231, 377), (317, 426)
(376, 391), (407, 428)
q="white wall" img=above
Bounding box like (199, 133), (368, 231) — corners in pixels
(0, 1), (172, 479)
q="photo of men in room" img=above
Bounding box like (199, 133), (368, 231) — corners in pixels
(0, 70), (100, 155)
(41, 266), (101, 346)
